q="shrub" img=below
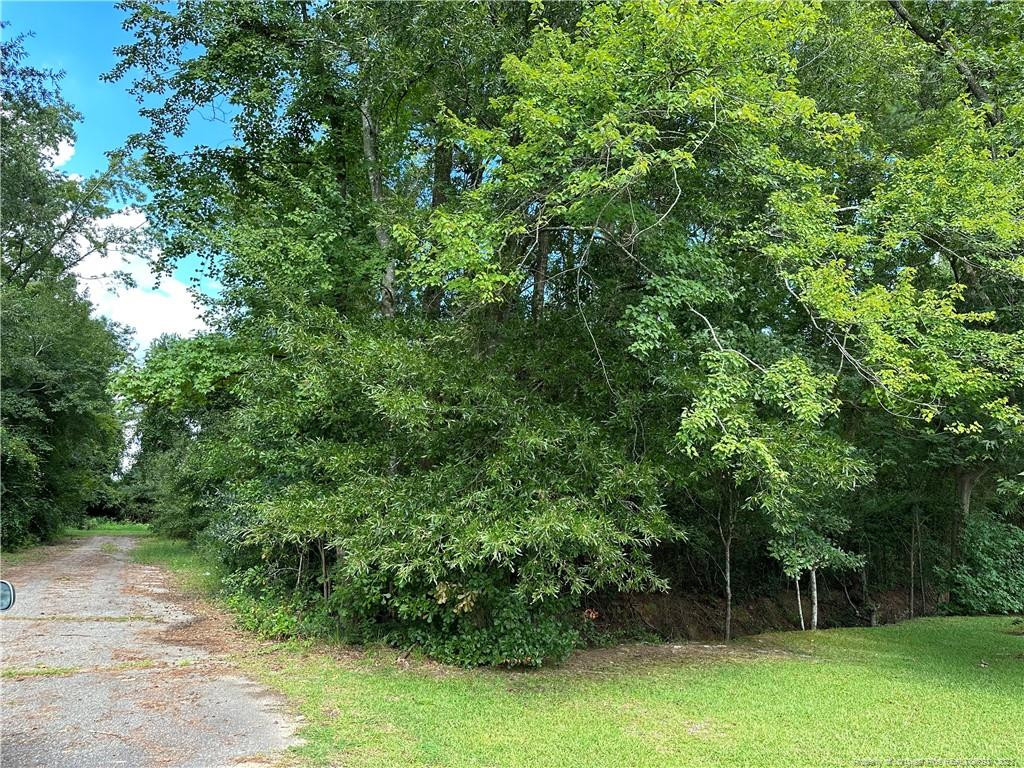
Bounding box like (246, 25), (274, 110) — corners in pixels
(941, 513), (1024, 614)
(222, 566), (337, 639)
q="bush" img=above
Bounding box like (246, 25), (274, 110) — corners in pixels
(333, 572), (581, 667)
(222, 566), (337, 639)
(941, 513), (1024, 614)
(402, 598), (580, 668)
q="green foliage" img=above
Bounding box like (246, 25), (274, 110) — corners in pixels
(1, 31), (136, 549)
(1, 32), (145, 288)
(1, 277), (126, 547)
(393, 592), (579, 668)
(211, 316), (675, 665)
(223, 567), (337, 640)
(113, 0), (1024, 663)
(116, 334), (239, 538)
(940, 512), (1024, 614)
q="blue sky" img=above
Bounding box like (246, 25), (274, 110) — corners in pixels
(4, 1), (229, 354)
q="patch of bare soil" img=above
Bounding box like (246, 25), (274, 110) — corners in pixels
(111, 646), (151, 663)
(121, 566), (248, 656)
(2, 540), (99, 584)
(589, 584), (931, 644)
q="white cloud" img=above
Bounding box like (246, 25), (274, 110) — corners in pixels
(43, 138), (76, 168)
(73, 209), (208, 356)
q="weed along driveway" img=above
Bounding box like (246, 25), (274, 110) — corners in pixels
(0, 535), (298, 768)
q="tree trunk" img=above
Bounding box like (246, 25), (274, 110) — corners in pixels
(917, 513), (926, 613)
(909, 515), (916, 619)
(560, 231), (576, 305)
(796, 575), (805, 631)
(723, 534), (732, 641)
(950, 467), (983, 576)
(360, 98), (395, 317)
(319, 539), (329, 600)
(716, 503), (735, 642)
(810, 567), (819, 631)
(862, 564), (878, 626)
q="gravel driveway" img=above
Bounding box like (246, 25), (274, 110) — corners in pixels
(0, 535), (298, 768)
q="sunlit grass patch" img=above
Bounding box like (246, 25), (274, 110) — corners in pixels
(131, 536), (224, 594)
(67, 520), (151, 537)
(243, 617), (1023, 768)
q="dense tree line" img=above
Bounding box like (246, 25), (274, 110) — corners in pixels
(1, 33), (140, 548)
(111, 0), (1024, 665)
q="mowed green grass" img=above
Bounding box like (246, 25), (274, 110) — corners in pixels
(67, 520), (151, 537)
(138, 537), (1024, 768)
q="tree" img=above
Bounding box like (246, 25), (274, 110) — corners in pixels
(1, 30), (136, 548)
(114, 0), (1024, 664)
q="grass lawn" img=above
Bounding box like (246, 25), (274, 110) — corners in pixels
(66, 520), (151, 537)
(140, 537), (1023, 768)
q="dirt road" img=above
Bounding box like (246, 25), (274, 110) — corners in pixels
(0, 535), (298, 768)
